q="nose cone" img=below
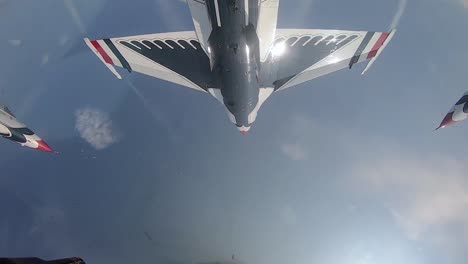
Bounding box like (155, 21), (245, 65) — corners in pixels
(237, 125), (251, 135)
(437, 112), (456, 129)
(437, 110), (468, 130)
(36, 140), (54, 153)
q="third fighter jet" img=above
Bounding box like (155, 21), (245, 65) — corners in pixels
(0, 104), (54, 152)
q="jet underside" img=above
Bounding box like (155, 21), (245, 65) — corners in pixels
(85, 0), (395, 134)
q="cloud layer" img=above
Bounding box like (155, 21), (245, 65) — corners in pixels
(281, 143), (308, 161)
(282, 113), (468, 257)
(75, 107), (119, 150)
(354, 151), (468, 242)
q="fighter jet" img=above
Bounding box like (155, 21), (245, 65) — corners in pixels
(0, 257), (85, 264)
(0, 104), (54, 152)
(437, 91), (468, 129)
(84, 0), (395, 134)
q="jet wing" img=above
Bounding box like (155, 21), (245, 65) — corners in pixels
(0, 104), (16, 118)
(260, 29), (396, 91)
(84, 31), (217, 92)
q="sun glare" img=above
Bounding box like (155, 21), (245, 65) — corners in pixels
(271, 41), (287, 57)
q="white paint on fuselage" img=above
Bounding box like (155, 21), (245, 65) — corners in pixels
(0, 123), (11, 136)
(214, 0), (222, 27)
(238, 125), (251, 132)
(187, 0), (212, 55)
(256, 0), (280, 62)
(208, 88), (237, 124)
(22, 134), (41, 148)
(245, 0), (249, 25)
(248, 87), (274, 124)
(208, 88), (224, 103)
(450, 103), (468, 122)
(208, 87), (274, 128)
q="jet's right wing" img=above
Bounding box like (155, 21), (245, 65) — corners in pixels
(260, 29), (396, 91)
(85, 31), (217, 92)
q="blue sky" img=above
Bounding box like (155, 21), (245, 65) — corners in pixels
(1, 0), (468, 263)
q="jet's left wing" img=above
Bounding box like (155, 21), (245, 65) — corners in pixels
(260, 29), (396, 91)
(85, 31), (217, 92)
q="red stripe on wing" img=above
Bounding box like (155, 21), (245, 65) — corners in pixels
(90, 40), (114, 65)
(367, 33), (390, 59)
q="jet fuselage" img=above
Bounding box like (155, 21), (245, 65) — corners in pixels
(0, 106), (54, 152)
(206, 0), (261, 129)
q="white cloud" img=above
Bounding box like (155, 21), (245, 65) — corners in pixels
(354, 149), (468, 242)
(75, 107), (119, 150)
(41, 53), (49, 65)
(7, 39), (22, 47)
(283, 114), (468, 250)
(281, 143), (308, 161)
(279, 115), (324, 161)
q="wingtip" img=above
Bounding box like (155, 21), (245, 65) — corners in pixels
(83, 38), (91, 45)
(362, 29), (397, 75)
(84, 38), (123, 80)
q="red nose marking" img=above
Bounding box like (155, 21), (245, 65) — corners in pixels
(37, 140), (54, 152)
(240, 131), (248, 135)
(437, 112), (458, 130)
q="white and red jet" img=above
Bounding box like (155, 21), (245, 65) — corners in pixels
(0, 104), (54, 152)
(437, 91), (468, 129)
